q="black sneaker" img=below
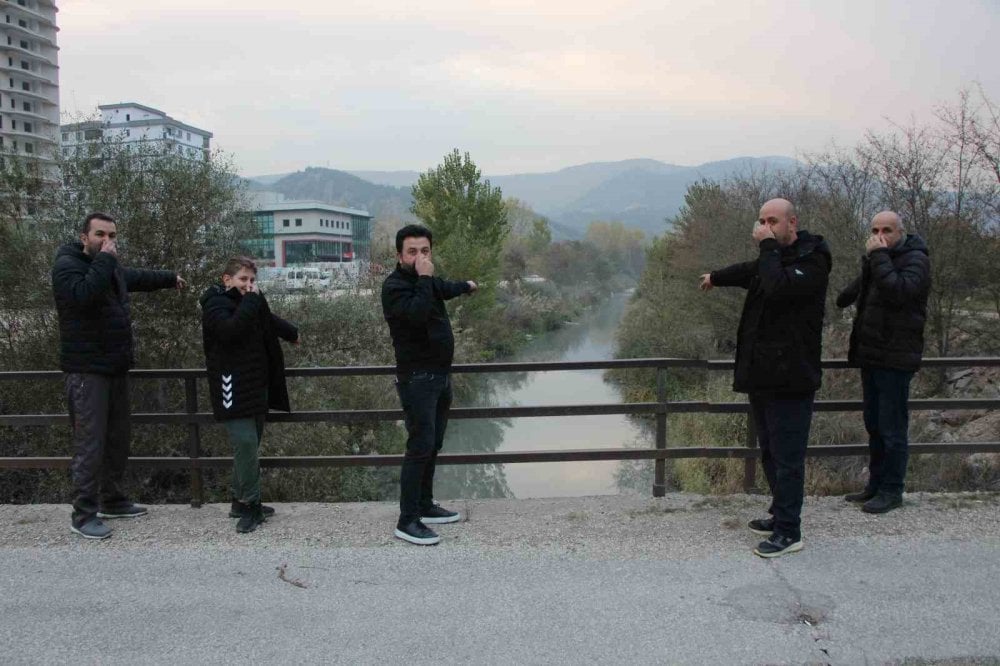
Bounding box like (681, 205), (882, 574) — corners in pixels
(420, 501), (460, 524)
(747, 517), (775, 536)
(236, 502), (265, 534)
(97, 503), (148, 519)
(754, 534), (803, 558)
(862, 492), (902, 514)
(70, 517), (112, 540)
(229, 501), (275, 519)
(394, 519), (440, 545)
(844, 488), (877, 503)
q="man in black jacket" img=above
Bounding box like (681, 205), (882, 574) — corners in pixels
(837, 211), (930, 514)
(52, 212), (185, 539)
(700, 198), (832, 557)
(381, 224), (477, 545)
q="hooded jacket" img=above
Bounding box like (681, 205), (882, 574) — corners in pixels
(837, 234), (930, 372)
(51, 242), (177, 375)
(200, 285), (298, 420)
(711, 231), (833, 394)
(380, 265), (472, 375)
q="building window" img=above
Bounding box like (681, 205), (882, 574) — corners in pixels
(21, 82), (29, 91)
(126, 114), (130, 121)
(20, 40), (28, 49)
(23, 122), (31, 133)
(22, 101), (30, 111)
(283, 219), (290, 227)
(62, 132), (68, 141)
(24, 142), (33, 154)
(20, 61), (29, 70)
(295, 219), (302, 227)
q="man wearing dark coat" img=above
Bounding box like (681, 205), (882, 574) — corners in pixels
(52, 212), (185, 539)
(837, 211), (930, 514)
(700, 198), (832, 558)
(381, 224), (477, 546)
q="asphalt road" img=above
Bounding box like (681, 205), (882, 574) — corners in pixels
(2, 493), (999, 665)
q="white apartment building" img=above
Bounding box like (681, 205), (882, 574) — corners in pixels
(61, 102), (212, 161)
(0, 0), (60, 159)
(249, 200), (373, 268)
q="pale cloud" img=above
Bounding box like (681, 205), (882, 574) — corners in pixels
(55, 0), (999, 175)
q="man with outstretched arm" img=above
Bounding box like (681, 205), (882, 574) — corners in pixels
(381, 224), (477, 546)
(52, 212), (186, 539)
(699, 198), (832, 557)
(837, 211), (930, 514)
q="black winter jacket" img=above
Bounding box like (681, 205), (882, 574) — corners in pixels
(711, 231), (832, 394)
(51, 242), (177, 375)
(200, 285), (298, 421)
(380, 266), (472, 375)
(836, 234), (930, 372)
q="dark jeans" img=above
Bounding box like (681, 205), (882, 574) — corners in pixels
(396, 371), (452, 523)
(226, 415), (266, 504)
(65, 372), (131, 525)
(861, 367), (914, 496)
(749, 391), (815, 541)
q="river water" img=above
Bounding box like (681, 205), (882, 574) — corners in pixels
(437, 293), (651, 499)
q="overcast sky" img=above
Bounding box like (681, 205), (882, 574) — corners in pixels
(57, 0), (998, 177)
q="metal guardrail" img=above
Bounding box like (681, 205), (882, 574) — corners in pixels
(2, 357), (998, 506)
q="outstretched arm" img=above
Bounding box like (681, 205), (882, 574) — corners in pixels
(123, 267), (181, 292)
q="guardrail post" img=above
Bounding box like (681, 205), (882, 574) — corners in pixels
(743, 404), (757, 492)
(653, 366), (667, 497)
(185, 376), (204, 508)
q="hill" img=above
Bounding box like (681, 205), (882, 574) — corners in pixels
(247, 156), (799, 238)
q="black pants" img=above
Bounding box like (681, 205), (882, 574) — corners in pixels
(749, 392), (815, 541)
(396, 371), (452, 523)
(65, 373), (131, 524)
(861, 367), (914, 496)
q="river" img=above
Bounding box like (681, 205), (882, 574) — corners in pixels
(437, 293), (650, 499)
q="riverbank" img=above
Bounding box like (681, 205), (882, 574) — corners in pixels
(2, 493), (999, 664)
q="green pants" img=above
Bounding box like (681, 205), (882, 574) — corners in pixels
(225, 415), (265, 504)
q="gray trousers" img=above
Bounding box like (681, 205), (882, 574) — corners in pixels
(65, 373), (131, 523)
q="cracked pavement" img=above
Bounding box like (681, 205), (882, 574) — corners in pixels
(2, 492), (999, 664)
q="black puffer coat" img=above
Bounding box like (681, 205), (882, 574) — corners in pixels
(51, 242), (177, 375)
(380, 265), (471, 375)
(837, 234), (930, 372)
(711, 231), (832, 394)
(200, 285), (298, 421)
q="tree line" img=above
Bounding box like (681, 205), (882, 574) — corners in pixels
(614, 87), (1000, 495)
(0, 141), (641, 503)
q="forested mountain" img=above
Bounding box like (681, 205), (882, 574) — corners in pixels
(249, 156), (799, 237)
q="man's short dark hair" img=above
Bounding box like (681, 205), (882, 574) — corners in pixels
(82, 212), (116, 234)
(395, 224), (433, 253)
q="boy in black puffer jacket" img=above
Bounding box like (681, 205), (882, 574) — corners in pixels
(200, 257), (299, 533)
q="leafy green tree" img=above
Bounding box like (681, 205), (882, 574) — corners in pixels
(411, 149), (509, 318)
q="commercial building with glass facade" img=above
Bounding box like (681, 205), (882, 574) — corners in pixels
(248, 200), (372, 267)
